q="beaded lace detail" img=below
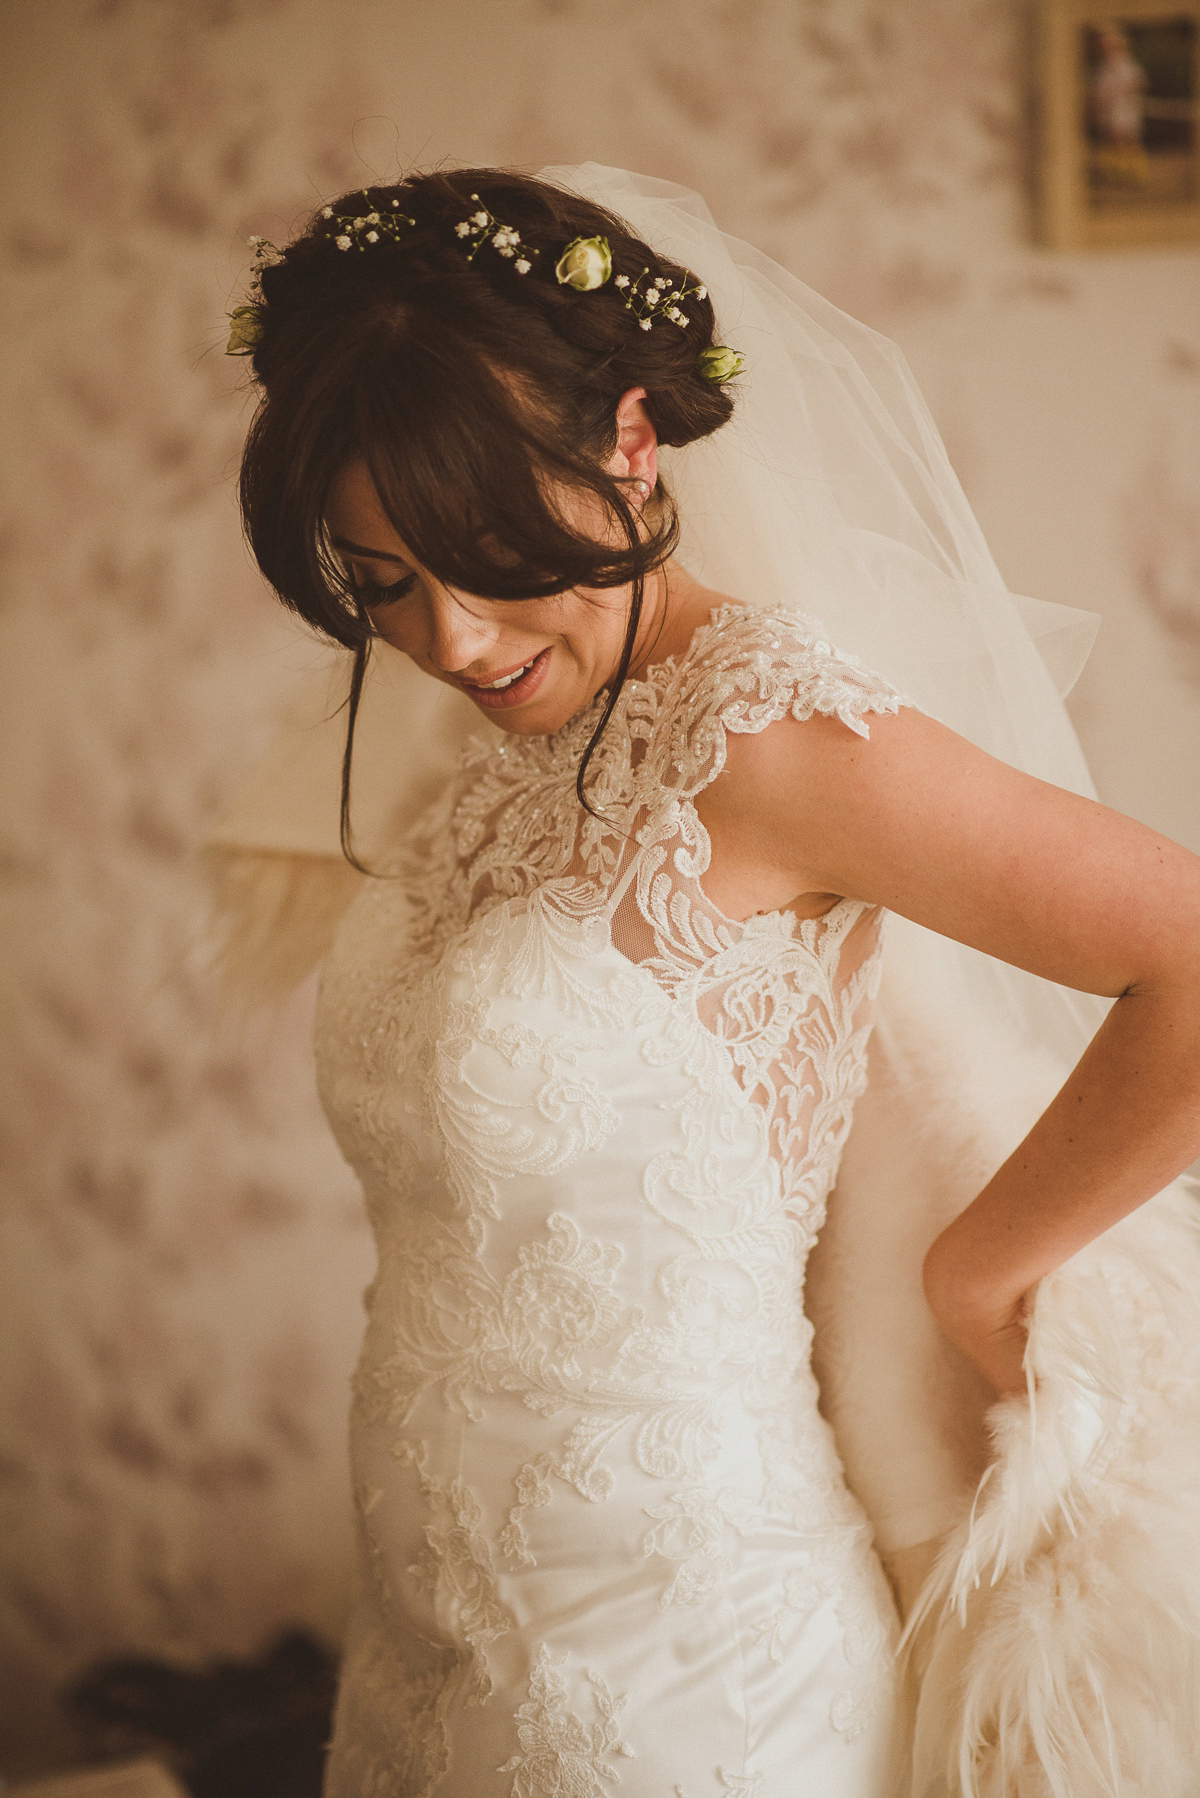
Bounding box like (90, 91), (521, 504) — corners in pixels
(317, 605), (908, 1796)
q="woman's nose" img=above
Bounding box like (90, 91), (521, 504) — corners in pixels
(424, 585), (498, 672)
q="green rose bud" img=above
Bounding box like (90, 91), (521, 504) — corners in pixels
(226, 304), (264, 356)
(554, 235), (613, 292)
(697, 345), (745, 385)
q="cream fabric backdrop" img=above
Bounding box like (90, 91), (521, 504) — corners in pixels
(1, 0), (1197, 1775)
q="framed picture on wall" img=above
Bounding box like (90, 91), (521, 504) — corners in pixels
(1037, 1), (1200, 247)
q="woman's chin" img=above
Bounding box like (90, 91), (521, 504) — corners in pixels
(472, 694), (583, 736)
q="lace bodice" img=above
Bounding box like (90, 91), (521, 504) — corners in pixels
(315, 605), (910, 1798)
(353, 605), (906, 1237)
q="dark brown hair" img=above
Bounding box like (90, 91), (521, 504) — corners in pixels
(237, 167), (734, 865)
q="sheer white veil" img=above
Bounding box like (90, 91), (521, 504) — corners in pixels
(541, 162), (1106, 1079)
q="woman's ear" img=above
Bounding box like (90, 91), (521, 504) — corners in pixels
(611, 386), (658, 497)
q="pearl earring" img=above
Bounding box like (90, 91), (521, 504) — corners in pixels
(634, 478), (650, 495)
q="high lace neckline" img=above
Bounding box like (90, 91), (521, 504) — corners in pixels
(618, 596), (748, 697)
(544, 599), (747, 752)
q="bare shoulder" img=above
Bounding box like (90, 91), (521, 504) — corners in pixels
(696, 701), (935, 913)
(683, 603), (1200, 989)
(702, 692), (1200, 1000)
(713, 696), (944, 812)
(683, 606), (925, 916)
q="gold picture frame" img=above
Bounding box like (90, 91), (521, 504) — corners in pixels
(1037, 1), (1200, 247)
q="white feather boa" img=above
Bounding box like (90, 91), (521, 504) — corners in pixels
(810, 918), (1200, 1797)
(907, 1183), (1200, 1798)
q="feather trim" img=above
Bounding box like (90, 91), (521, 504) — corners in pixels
(201, 845), (365, 1013)
(904, 1179), (1200, 1798)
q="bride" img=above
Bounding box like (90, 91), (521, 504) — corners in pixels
(217, 164), (1200, 1796)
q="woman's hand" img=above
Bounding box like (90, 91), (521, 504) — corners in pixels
(921, 1231), (1032, 1397)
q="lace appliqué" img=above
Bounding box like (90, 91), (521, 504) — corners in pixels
(327, 1621), (455, 1798)
(354, 1443), (514, 1719)
(753, 1535), (896, 1742)
(498, 1645), (634, 1796)
(384, 604), (905, 980)
(501, 1454), (555, 1569)
(828, 1556), (897, 1742)
(353, 1212), (626, 1433)
(407, 1461), (515, 1706)
(642, 1486), (756, 1607)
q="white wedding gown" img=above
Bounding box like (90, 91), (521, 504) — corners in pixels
(315, 605), (911, 1797)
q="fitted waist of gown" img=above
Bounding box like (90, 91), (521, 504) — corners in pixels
(352, 1136), (867, 1582)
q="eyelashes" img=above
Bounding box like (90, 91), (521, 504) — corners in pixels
(354, 572), (419, 605)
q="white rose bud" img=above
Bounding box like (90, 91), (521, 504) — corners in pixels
(554, 235), (613, 292)
(698, 344), (745, 384)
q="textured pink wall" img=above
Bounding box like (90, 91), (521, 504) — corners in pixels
(1, 0), (1197, 1776)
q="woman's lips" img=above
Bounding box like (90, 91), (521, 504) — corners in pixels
(458, 646), (552, 710)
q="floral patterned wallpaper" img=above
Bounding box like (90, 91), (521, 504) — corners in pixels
(1, 0), (1196, 1774)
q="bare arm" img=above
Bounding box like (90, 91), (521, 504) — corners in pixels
(698, 706), (1200, 1394)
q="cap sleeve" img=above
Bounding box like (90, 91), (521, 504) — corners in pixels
(654, 604), (912, 806)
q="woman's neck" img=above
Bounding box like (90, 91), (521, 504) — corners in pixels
(626, 559), (735, 680)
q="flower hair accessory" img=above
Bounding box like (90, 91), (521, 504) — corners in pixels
(554, 236), (612, 291)
(226, 234), (285, 354)
(698, 345), (745, 384)
(225, 198), (417, 355)
(226, 304), (263, 355)
(227, 192), (744, 379)
(323, 192), (416, 253)
(613, 265), (707, 333)
(454, 194), (535, 274)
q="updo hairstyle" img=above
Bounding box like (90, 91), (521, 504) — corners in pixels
(236, 167), (735, 859)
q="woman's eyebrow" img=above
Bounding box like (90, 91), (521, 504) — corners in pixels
(330, 535), (410, 563)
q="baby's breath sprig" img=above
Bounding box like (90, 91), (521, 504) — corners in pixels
(226, 234), (285, 354)
(453, 194), (536, 275)
(247, 233), (285, 267)
(612, 266), (708, 332)
(322, 191), (416, 253)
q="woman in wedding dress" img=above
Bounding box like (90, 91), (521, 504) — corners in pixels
(219, 165), (1200, 1796)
